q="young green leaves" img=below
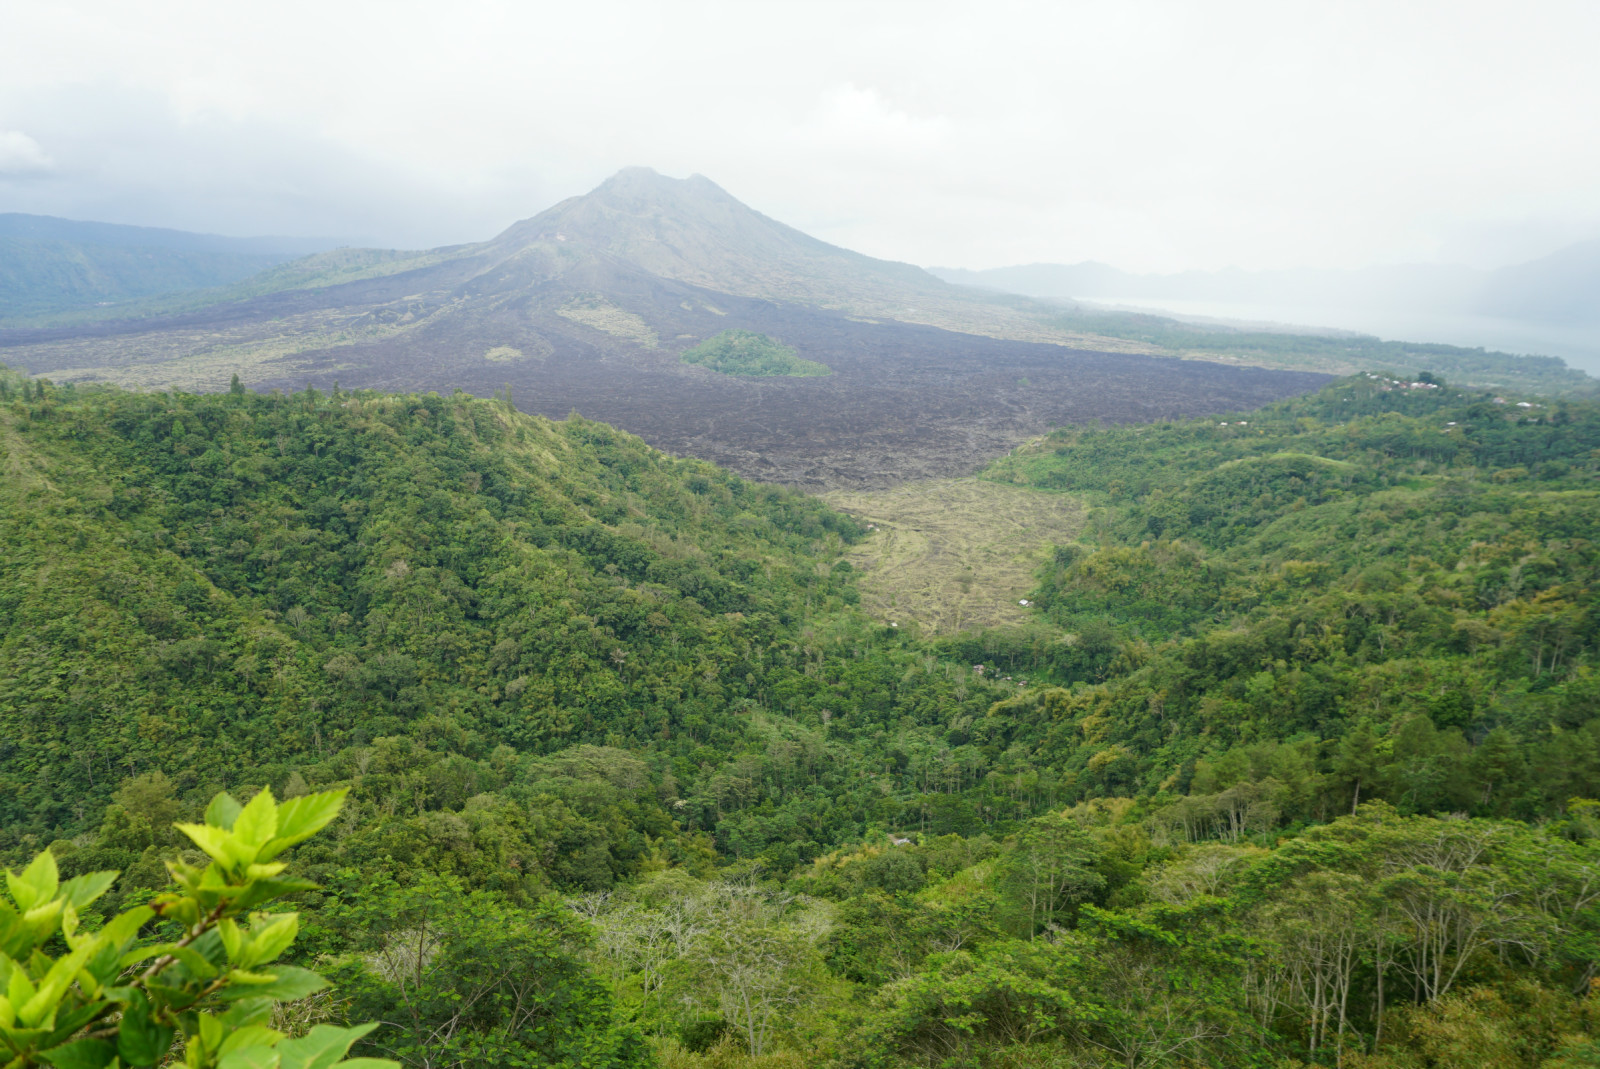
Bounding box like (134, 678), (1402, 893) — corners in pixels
(176, 787), (348, 875)
(0, 784), (395, 1069)
(161, 788), (348, 925)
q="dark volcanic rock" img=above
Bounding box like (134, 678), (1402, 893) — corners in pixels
(244, 283), (1323, 489)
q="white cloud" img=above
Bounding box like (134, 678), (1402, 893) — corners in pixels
(791, 86), (950, 167)
(0, 130), (53, 176)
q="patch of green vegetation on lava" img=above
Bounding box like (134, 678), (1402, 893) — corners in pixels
(679, 329), (831, 377)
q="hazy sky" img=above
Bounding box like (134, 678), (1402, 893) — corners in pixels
(3, 0), (1598, 273)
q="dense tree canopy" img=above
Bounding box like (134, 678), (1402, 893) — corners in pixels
(3, 366), (1599, 1066)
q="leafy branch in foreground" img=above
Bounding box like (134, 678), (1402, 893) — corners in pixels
(0, 786), (396, 1069)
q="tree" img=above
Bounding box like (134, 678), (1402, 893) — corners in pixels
(856, 938), (1091, 1065)
(324, 874), (649, 1069)
(1335, 720), (1383, 815)
(1256, 870), (1372, 1064)
(1076, 904), (1253, 1069)
(1000, 813), (1106, 938)
(691, 921), (818, 1057)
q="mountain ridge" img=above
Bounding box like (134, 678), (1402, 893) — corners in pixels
(0, 213), (345, 319)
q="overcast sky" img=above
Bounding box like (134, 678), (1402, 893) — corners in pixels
(2, 0), (1598, 274)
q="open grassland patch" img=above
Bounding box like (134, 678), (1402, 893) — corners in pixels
(824, 478), (1085, 633)
(485, 345), (542, 363)
(556, 295), (659, 347)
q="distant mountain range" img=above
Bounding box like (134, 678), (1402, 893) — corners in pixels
(932, 239), (1600, 326)
(0, 214), (342, 318)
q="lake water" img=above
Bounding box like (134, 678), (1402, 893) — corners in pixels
(1087, 296), (1600, 377)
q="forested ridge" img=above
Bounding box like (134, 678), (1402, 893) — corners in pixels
(2, 366), (1599, 1067)
(977, 372), (1600, 821)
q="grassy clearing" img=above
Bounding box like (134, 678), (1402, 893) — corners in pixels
(556, 295), (659, 347)
(824, 478), (1085, 634)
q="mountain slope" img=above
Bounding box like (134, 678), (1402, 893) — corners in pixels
(0, 213), (339, 319)
(5, 376), (1600, 1069)
(0, 373), (866, 838)
(1480, 238), (1600, 323)
(492, 167), (943, 308)
(971, 375), (1600, 807)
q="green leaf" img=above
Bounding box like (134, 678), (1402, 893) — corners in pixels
(219, 918), (244, 962)
(22, 899), (65, 944)
(198, 1010), (224, 1050)
(336, 1061), (400, 1069)
(116, 992), (174, 1067)
(232, 877), (320, 912)
(227, 970), (280, 985)
(58, 871), (118, 912)
(275, 1023), (378, 1069)
(219, 999), (274, 1029)
(167, 944), (220, 981)
(20, 943), (94, 1026)
(0, 1024), (54, 1048)
(7, 851), (58, 912)
(8, 962), (35, 1008)
(233, 789), (279, 850)
(117, 945), (169, 969)
(219, 1047), (281, 1069)
(37, 1038), (117, 1069)
(103, 906), (156, 945)
(220, 1025), (285, 1054)
(174, 823), (235, 866)
(258, 790), (347, 862)
(44, 1001), (111, 1046)
(88, 907), (156, 984)
(206, 793), (244, 831)
(241, 914), (298, 968)
(215, 965), (328, 1003)
(0, 901), (32, 959)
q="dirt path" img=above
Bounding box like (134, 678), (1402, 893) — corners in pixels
(824, 478), (1085, 633)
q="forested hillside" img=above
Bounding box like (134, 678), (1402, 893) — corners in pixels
(0, 213), (330, 321)
(977, 373), (1600, 819)
(2, 367), (1598, 1067)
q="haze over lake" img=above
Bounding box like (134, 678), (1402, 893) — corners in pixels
(1082, 297), (1600, 375)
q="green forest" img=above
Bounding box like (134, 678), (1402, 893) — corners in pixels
(679, 331), (832, 377)
(1, 365), (1598, 1067)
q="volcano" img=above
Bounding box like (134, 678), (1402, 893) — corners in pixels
(0, 169), (1326, 487)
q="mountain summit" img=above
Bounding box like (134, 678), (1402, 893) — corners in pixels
(491, 167), (944, 308)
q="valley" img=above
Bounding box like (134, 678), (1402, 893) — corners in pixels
(825, 478), (1085, 633)
(4, 365), (1600, 1068)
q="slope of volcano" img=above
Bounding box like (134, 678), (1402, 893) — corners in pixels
(0, 169), (1329, 487)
